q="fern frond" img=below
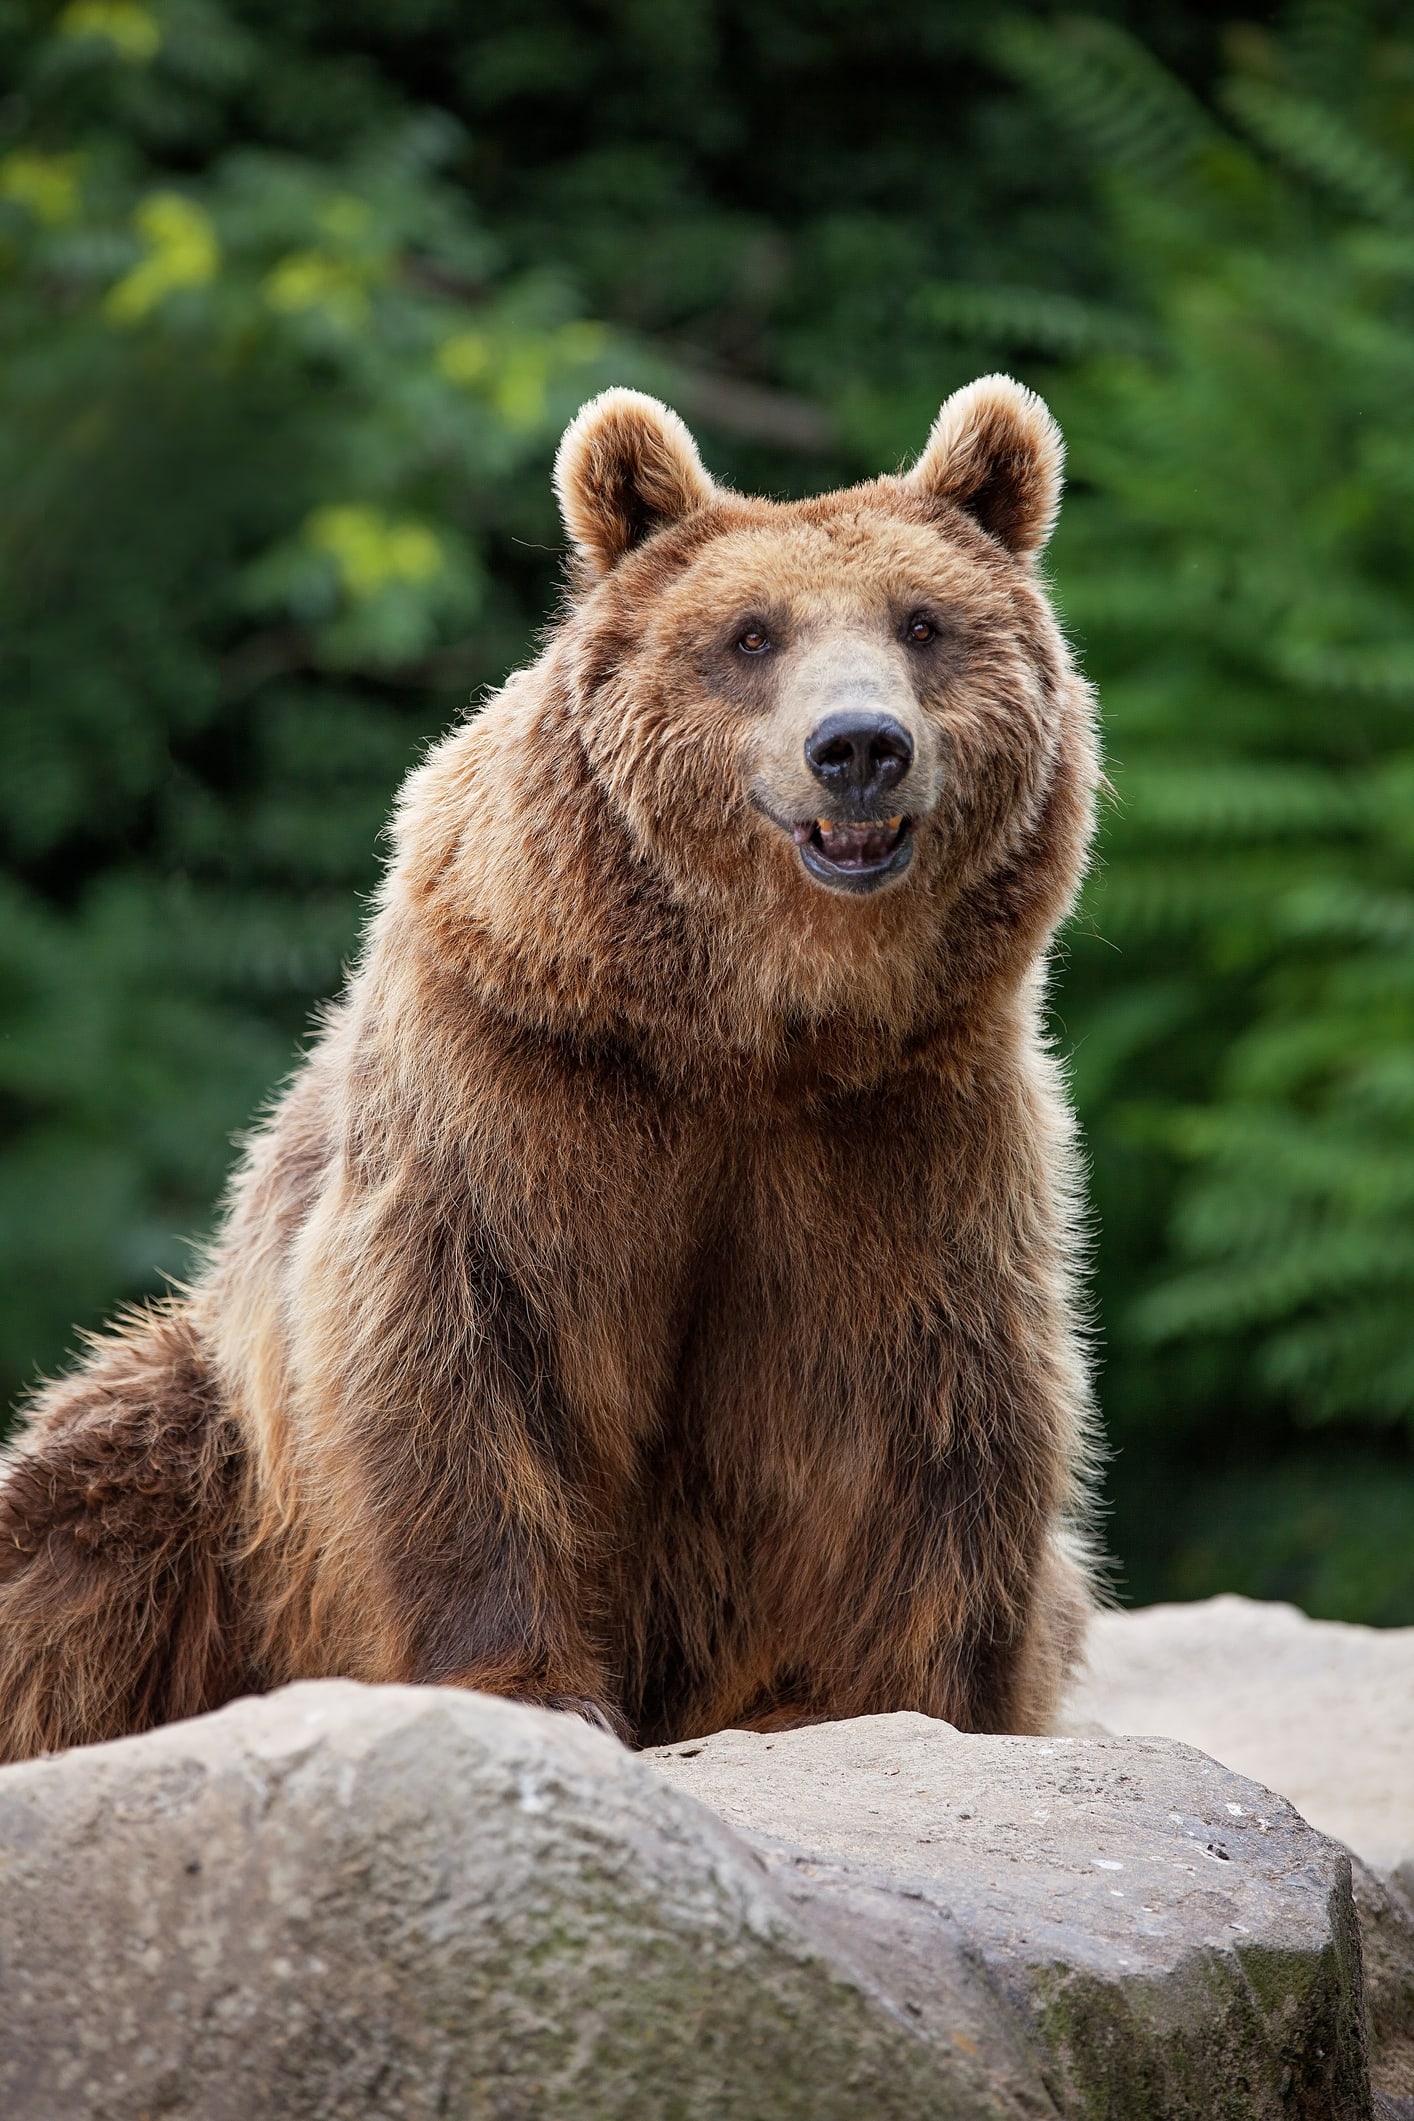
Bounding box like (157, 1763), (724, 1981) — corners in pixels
(914, 282), (1151, 357)
(991, 16), (1218, 188)
(1279, 0), (1382, 111)
(1259, 1305), (1414, 1423)
(1274, 639), (1414, 696)
(1114, 761), (1368, 840)
(1088, 854), (1355, 941)
(1273, 880), (1414, 947)
(1223, 77), (1414, 229)
(1134, 1230), (1414, 1340)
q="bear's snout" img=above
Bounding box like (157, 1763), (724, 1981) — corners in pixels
(746, 627), (944, 897)
(804, 709), (914, 809)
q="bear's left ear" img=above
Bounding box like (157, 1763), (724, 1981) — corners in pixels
(554, 388), (717, 576)
(904, 374), (1064, 558)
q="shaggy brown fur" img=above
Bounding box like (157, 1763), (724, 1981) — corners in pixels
(0, 375), (1100, 1760)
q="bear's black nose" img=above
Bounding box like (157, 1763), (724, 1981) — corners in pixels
(804, 711), (914, 806)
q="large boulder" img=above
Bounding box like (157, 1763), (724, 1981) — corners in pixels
(0, 1683), (990, 2121)
(645, 1715), (1369, 2119)
(1064, 1595), (1414, 1878)
(1065, 1594), (1414, 2116)
(0, 1682), (1370, 2119)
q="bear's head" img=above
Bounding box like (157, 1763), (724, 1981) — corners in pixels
(396, 376), (1097, 1064)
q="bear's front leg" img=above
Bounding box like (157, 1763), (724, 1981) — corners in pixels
(358, 1426), (631, 1741)
(841, 1419), (1091, 1736)
(413, 1543), (631, 1741)
(277, 1197), (636, 1742)
(764, 1319), (1091, 1739)
(437, 1673), (630, 1740)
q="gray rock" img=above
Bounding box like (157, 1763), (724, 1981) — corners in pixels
(0, 1682), (1006, 2121)
(0, 1684), (1373, 2119)
(1063, 1595), (1414, 1877)
(1062, 1594), (1414, 2113)
(1352, 1856), (1414, 2113)
(645, 1713), (1371, 2120)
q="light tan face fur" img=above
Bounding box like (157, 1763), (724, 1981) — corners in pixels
(746, 611), (947, 839)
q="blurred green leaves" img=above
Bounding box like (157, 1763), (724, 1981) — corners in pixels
(996, 4), (1414, 1613)
(0, 0), (623, 1384)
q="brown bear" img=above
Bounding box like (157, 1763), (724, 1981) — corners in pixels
(0, 376), (1100, 1763)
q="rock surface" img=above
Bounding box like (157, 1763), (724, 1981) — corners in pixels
(1064, 1595), (1414, 1879)
(0, 1683), (986, 2121)
(646, 1715), (1369, 2119)
(1351, 1857), (1414, 2116)
(0, 1682), (1371, 2119)
(1065, 1593), (1414, 2115)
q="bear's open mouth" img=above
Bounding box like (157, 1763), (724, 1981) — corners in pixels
(791, 815), (913, 892)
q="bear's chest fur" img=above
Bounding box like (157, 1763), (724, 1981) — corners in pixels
(497, 1053), (1065, 1741)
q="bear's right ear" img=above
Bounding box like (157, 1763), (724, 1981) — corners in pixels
(554, 388), (717, 576)
(904, 374), (1064, 558)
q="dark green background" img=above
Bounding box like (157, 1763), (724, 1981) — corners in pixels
(3, 0), (1412, 1619)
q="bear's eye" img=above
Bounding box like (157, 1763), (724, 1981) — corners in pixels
(737, 625), (771, 655)
(905, 614), (935, 644)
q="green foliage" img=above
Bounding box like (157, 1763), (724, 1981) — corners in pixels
(976, 1), (1414, 1616)
(1, 0), (1411, 1620)
(0, 0), (624, 1382)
